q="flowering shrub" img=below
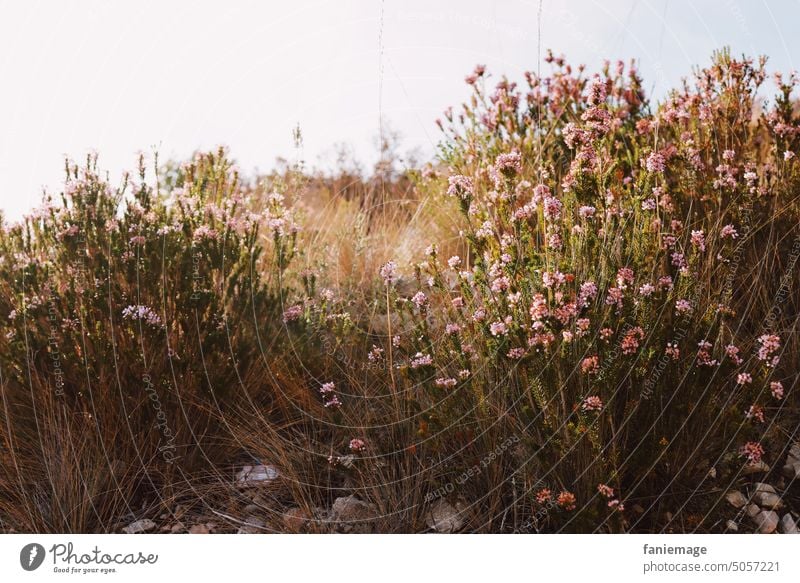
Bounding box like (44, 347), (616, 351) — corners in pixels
(356, 50), (799, 531)
(0, 149), (301, 531)
(1, 51), (798, 534)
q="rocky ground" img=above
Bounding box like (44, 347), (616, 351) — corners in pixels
(110, 443), (800, 534)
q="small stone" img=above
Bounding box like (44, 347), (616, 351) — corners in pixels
(236, 464), (279, 486)
(726, 520), (738, 532)
(754, 510), (779, 534)
(752, 482), (776, 494)
(781, 461), (800, 480)
(282, 507), (309, 533)
(425, 500), (465, 533)
(753, 492), (784, 510)
(788, 443), (800, 462)
(329, 495), (378, 533)
(188, 524), (210, 534)
(170, 522), (185, 533)
(725, 491), (747, 509)
(779, 514), (799, 534)
(742, 461), (770, 475)
(122, 519), (156, 534)
(236, 516), (265, 534)
(746, 504), (761, 518)
(243, 504), (260, 514)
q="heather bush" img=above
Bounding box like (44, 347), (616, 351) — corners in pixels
(1, 51), (798, 534)
(0, 148), (301, 531)
(300, 50), (800, 532)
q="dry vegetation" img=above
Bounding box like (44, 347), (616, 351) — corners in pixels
(1, 50), (799, 533)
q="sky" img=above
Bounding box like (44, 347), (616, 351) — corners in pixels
(0, 0), (797, 221)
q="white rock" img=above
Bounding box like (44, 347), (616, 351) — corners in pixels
(752, 482), (776, 494)
(122, 519), (156, 534)
(236, 464), (279, 486)
(425, 500), (465, 533)
(746, 504), (761, 518)
(779, 514), (799, 534)
(725, 490), (747, 509)
(754, 510), (779, 534)
(725, 520), (738, 532)
(753, 491), (784, 510)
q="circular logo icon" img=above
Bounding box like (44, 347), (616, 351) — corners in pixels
(20, 543), (46, 571)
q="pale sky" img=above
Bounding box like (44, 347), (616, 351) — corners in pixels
(0, 0), (797, 221)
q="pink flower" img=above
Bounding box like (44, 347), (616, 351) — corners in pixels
(411, 291), (428, 308)
(490, 321), (509, 336)
(448, 256), (462, 269)
(605, 287), (624, 313)
(597, 484), (614, 498)
(746, 404), (765, 423)
(535, 488), (552, 504)
(121, 305), (161, 327)
(770, 381), (784, 400)
(367, 346), (384, 362)
(616, 267), (635, 289)
(666, 342), (680, 360)
(434, 377), (457, 388)
(578, 281), (598, 306)
(507, 347), (526, 359)
(349, 438), (366, 453)
(447, 175), (474, 199)
(543, 196), (563, 222)
(736, 373), (752, 385)
(492, 151), (522, 182)
(282, 304), (303, 323)
(193, 225), (218, 241)
(380, 260), (398, 285)
(557, 491), (577, 511)
(646, 151), (666, 173)
(721, 224), (739, 239)
(581, 356), (600, 375)
(582, 395), (603, 412)
(725, 344), (742, 365)
(690, 230), (706, 251)
(740, 441), (764, 464)
(410, 353), (433, 368)
(639, 283), (655, 297)
(757, 334), (781, 365)
(445, 323), (461, 335)
(621, 327), (645, 355)
(675, 299), (692, 315)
